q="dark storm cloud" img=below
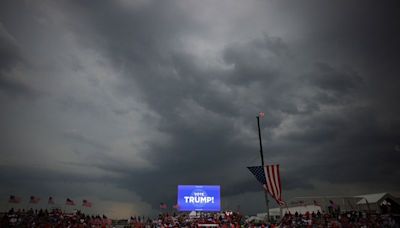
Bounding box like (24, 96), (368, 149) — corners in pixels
(283, 0), (400, 60)
(114, 116), (259, 206)
(0, 23), (36, 97)
(1, 0), (400, 216)
(307, 62), (363, 94)
(70, 9), (295, 205)
(0, 24), (20, 71)
(0, 73), (37, 98)
(223, 34), (289, 86)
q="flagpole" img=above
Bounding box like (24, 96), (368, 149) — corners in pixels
(257, 115), (270, 222)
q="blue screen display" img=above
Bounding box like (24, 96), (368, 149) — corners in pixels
(177, 185), (221, 212)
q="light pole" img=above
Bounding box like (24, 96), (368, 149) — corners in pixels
(257, 115), (270, 222)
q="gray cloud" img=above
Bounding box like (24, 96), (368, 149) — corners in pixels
(0, 23), (37, 97)
(0, 23), (20, 70)
(308, 62), (363, 94)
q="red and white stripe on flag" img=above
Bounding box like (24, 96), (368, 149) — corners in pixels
(83, 199), (92, 208)
(66, 198), (75, 206)
(8, 195), (21, 204)
(48, 197), (55, 205)
(29, 196), (40, 204)
(263, 164), (284, 205)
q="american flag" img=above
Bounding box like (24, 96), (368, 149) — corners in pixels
(247, 164), (285, 205)
(173, 204), (180, 209)
(66, 198), (75, 206)
(8, 195), (21, 204)
(29, 196), (40, 204)
(159, 202), (167, 209)
(48, 196), (55, 204)
(82, 199), (92, 208)
(329, 200), (338, 209)
(259, 112), (265, 118)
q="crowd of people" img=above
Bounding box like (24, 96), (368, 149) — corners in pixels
(279, 210), (399, 227)
(1, 208), (399, 227)
(1, 208), (112, 227)
(128, 212), (244, 228)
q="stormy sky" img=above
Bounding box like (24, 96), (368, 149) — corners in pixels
(1, 0), (399, 217)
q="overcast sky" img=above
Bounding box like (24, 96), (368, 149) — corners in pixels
(1, 0), (399, 218)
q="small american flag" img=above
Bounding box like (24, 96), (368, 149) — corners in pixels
(29, 196), (40, 204)
(8, 195), (21, 204)
(66, 198), (75, 206)
(159, 202), (167, 209)
(248, 165), (285, 205)
(329, 200), (338, 209)
(82, 199), (92, 208)
(173, 204), (180, 209)
(48, 196), (55, 204)
(259, 112), (265, 118)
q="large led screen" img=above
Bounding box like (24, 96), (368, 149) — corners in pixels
(177, 185), (221, 211)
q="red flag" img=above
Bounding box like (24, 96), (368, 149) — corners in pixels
(8, 195), (21, 204)
(66, 198), (75, 206)
(159, 203), (167, 209)
(82, 199), (92, 208)
(48, 196), (55, 204)
(29, 196), (40, 204)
